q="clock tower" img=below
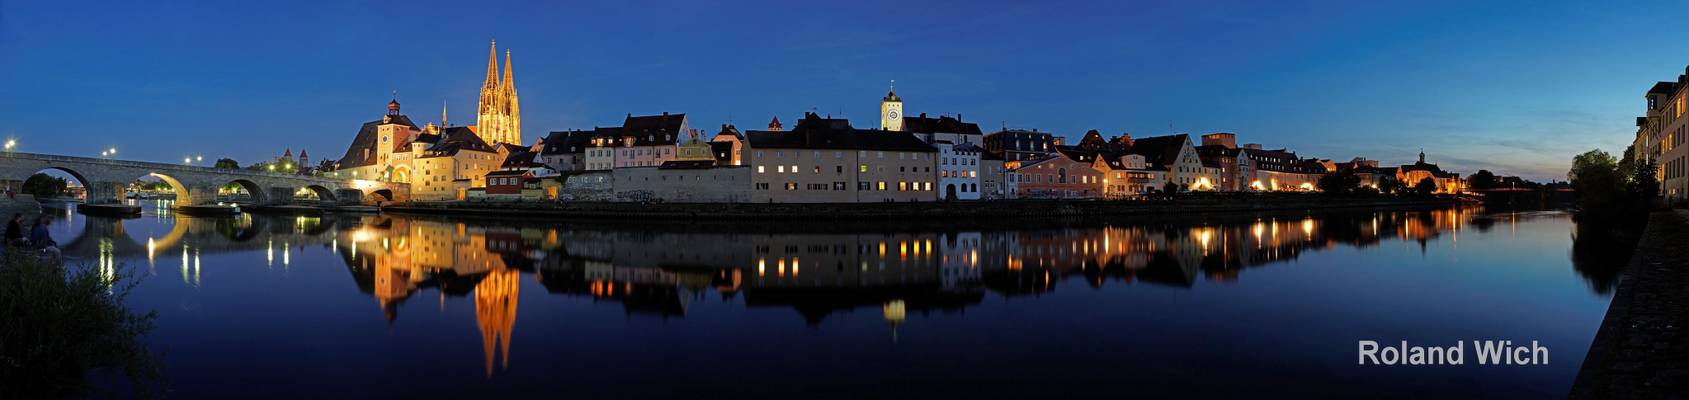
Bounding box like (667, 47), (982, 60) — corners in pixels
(880, 81), (903, 131)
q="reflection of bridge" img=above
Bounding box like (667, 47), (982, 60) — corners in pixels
(61, 214), (339, 260)
(0, 152), (406, 205)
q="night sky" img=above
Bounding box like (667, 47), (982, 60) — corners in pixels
(3, 0), (1685, 181)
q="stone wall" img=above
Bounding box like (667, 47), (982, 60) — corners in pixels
(610, 166), (751, 203)
(561, 172), (612, 202)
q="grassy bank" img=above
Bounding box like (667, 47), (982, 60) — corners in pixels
(0, 252), (160, 398)
(383, 193), (1467, 220)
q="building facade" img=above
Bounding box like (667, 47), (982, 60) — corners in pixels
(1007, 154), (1103, 199)
(983, 129), (1058, 161)
(1636, 69), (1689, 200)
(745, 113), (937, 203)
(1130, 134), (1216, 191)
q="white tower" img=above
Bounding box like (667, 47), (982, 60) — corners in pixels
(880, 81), (903, 131)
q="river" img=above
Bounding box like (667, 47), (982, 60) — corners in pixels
(44, 202), (1620, 398)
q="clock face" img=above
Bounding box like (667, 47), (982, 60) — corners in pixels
(888, 110), (899, 119)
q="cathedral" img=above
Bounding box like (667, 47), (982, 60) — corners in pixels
(477, 40), (521, 146)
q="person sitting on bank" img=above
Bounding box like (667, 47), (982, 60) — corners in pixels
(29, 216), (60, 260)
(4, 213), (24, 246)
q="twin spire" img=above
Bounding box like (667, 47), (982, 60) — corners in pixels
(477, 39), (522, 146)
(481, 40), (516, 95)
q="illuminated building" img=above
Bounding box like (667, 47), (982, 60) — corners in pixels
(1634, 68), (1687, 200)
(1395, 150), (1464, 194)
(1007, 152), (1103, 199)
(1241, 145), (1324, 191)
(476, 40), (522, 146)
(1129, 134), (1218, 192)
(745, 112), (937, 203)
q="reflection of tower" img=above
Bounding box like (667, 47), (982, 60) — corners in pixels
(475, 268), (520, 377)
(883, 299), (906, 344)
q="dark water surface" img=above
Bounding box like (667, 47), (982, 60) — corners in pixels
(47, 203), (1617, 398)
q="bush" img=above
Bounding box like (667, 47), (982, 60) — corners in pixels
(0, 253), (161, 398)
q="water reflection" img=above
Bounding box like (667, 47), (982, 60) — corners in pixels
(53, 206), (1604, 389)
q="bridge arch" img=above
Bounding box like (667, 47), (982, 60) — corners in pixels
(303, 185), (337, 204)
(368, 189), (394, 203)
(220, 179), (269, 205)
(24, 167), (95, 201)
(145, 173), (192, 204)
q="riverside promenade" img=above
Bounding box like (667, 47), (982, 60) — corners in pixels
(379, 194), (1462, 220)
(1572, 210), (1689, 398)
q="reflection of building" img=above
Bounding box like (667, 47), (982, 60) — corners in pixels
(321, 206), (1484, 376)
(475, 268), (519, 377)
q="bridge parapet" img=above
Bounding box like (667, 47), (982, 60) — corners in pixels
(0, 151), (384, 206)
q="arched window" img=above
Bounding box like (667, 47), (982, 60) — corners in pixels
(1058, 168), (1068, 183)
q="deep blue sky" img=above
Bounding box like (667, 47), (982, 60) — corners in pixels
(3, 0), (1685, 181)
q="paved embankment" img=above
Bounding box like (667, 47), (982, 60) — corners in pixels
(1572, 210), (1689, 398)
(380, 195), (1462, 221)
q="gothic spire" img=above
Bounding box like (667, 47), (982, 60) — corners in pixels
(483, 39), (500, 89)
(441, 98), (449, 127)
(501, 50), (516, 95)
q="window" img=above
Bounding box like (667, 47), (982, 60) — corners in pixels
(878, 181), (887, 191)
(777, 165), (785, 173)
(859, 164), (868, 173)
(790, 165), (798, 173)
(785, 182), (797, 190)
(756, 182), (770, 190)
(898, 181), (907, 191)
(757, 166), (765, 173)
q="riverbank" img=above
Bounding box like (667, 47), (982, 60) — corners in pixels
(381, 194), (1465, 220)
(1571, 210), (1689, 398)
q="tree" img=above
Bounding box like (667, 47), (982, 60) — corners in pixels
(1376, 175), (1402, 195)
(1468, 169), (1497, 191)
(1162, 181), (1179, 195)
(1413, 177), (1437, 195)
(21, 173), (68, 198)
(1629, 157), (1660, 202)
(1317, 171), (1361, 195)
(214, 158), (240, 169)
(1569, 149), (1625, 211)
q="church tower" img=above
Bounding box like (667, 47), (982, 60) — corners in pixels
(476, 40), (522, 146)
(880, 81), (903, 131)
(501, 50), (521, 146)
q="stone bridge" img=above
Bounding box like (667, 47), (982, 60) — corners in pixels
(0, 152), (407, 206)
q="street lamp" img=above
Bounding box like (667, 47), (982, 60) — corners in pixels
(3, 139), (15, 151)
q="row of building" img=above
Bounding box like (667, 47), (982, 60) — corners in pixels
(1633, 65), (1689, 202)
(328, 42), (1464, 203)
